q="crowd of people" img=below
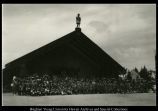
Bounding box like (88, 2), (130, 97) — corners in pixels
(11, 73), (155, 96)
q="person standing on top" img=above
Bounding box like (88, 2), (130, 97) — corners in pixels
(76, 13), (81, 28)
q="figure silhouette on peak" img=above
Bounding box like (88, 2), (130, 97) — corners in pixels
(76, 13), (81, 28)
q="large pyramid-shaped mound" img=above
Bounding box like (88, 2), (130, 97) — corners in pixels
(3, 28), (125, 86)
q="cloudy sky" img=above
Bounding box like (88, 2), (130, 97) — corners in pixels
(2, 4), (156, 70)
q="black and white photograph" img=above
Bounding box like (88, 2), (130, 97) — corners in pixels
(2, 4), (156, 106)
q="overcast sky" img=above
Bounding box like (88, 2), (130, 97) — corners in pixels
(2, 4), (156, 70)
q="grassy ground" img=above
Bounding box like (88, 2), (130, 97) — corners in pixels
(2, 93), (156, 106)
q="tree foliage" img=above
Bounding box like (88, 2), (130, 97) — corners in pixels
(139, 66), (151, 81)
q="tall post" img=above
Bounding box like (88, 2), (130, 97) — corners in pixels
(155, 50), (156, 71)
